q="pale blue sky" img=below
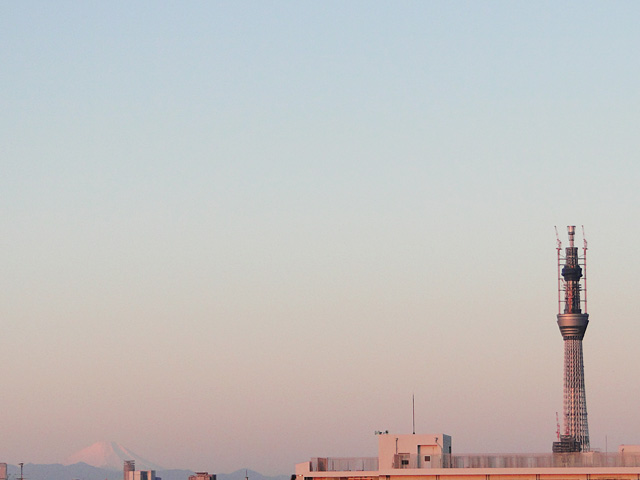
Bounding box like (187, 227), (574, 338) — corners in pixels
(2, 1), (640, 475)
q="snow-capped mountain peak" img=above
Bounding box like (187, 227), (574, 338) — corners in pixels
(64, 441), (164, 471)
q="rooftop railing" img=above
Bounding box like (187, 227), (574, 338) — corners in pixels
(449, 452), (640, 468)
(310, 453), (640, 471)
(310, 457), (378, 472)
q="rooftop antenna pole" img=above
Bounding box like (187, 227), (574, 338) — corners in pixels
(412, 394), (415, 435)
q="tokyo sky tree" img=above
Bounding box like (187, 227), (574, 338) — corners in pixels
(555, 225), (590, 452)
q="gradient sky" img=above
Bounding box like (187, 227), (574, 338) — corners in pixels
(2, 1), (640, 475)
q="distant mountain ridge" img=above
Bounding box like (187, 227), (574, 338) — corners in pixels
(64, 441), (163, 471)
(3, 441), (291, 480)
(4, 464), (290, 480)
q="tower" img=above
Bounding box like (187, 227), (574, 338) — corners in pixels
(553, 226), (590, 453)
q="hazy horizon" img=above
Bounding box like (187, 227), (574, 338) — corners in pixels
(3, 1), (640, 476)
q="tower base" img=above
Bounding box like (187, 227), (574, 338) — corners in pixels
(553, 435), (582, 453)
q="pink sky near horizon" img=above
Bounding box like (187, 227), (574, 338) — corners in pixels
(2, 1), (640, 476)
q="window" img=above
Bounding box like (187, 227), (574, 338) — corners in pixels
(424, 456), (431, 462)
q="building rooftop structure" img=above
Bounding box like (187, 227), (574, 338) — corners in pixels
(296, 433), (640, 480)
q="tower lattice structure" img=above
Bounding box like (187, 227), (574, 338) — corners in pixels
(555, 226), (590, 452)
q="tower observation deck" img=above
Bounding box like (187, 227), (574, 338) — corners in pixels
(553, 226), (590, 453)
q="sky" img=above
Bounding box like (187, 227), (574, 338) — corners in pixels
(2, 1), (640, 475)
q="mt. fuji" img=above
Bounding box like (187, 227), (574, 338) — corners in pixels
(64, 441), (164, 471)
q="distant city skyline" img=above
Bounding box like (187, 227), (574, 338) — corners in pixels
(0, 460), (285, 480)
(2, 1), (640, 476)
